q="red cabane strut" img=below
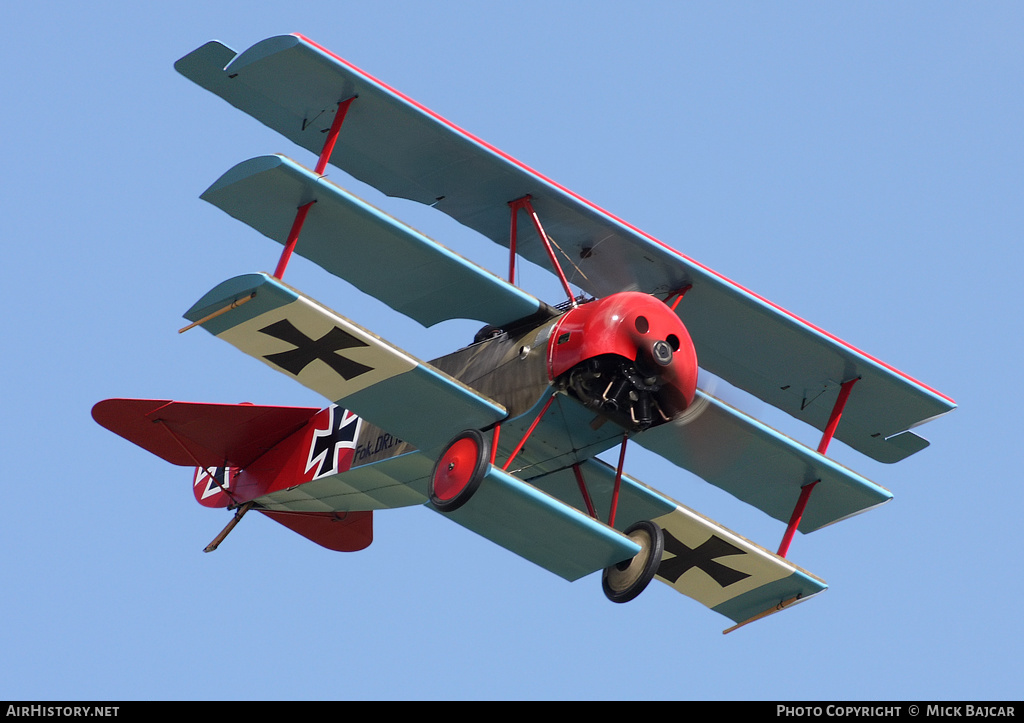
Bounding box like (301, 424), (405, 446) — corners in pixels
(501, 393), (557, 473)
(508, 195), (577, 306)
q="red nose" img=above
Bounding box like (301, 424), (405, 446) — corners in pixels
(548, 292), (698, 427)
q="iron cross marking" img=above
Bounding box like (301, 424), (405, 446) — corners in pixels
(259, 319), (373, 380)
(307, 406), (360, 479)
(195, 466), (230, 500)
(658, 530), (751, 588)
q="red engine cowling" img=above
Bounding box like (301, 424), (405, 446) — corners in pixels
(547, 292), (698, 431)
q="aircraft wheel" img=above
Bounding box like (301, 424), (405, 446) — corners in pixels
(429, 429), (491, 513)
(602, 520), (665, 604)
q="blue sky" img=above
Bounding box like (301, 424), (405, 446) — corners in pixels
(3, 2), (1021, 701)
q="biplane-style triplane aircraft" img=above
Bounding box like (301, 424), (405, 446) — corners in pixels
(94, 34), (955, 632)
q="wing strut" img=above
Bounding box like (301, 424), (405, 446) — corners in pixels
(776, 376), (859, 557)
(508, 195), (577, 306)
(816, 377), (859, 455)
(274, 95), (357, 279)
(777, 480), (819, 558)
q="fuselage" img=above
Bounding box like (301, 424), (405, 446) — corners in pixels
(351, 291), (699, 479)
(209, 291), (700, 506)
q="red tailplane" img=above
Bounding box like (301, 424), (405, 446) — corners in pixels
(92, 399), (372, 551)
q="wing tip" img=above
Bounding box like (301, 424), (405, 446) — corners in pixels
(174, 40), (237, 80)
(721, 591), (824, 634)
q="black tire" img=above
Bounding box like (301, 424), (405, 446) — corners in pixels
(602, 520), (665, 603)
(429, 429), (491, 513)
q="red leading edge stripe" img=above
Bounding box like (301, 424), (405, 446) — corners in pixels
(294, 34), (954, 406)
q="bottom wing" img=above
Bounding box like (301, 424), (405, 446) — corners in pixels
(651, 503), (825, 631)
(254, 450), (435, 512)
(182, 273), (507, 456)
(529, 460), (826, 630)
(440, 465), (642, 582)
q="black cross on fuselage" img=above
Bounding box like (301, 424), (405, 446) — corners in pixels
(307, 405), (360, 479)
(657, 530), (751, 588)
(259, 319), (373, 380)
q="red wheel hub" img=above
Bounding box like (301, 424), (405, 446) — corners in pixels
(432, 436), (481, 501)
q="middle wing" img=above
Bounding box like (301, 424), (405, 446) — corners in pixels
(633, 391), (892, 533)
(200, 154), (552, 329)
(182, 272), (506, 455)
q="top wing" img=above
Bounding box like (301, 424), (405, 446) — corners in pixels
(176, 35), (956, 463)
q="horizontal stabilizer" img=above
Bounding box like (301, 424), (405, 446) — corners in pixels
(182, 273), (507, 455)
(528, 459), (826, 626)
(201, 154), (550, 329)
(259, 509), (373, 552)
(92, 398), (319, 468)
(176, 34), (955, 463)
(634, 391), (891, 533)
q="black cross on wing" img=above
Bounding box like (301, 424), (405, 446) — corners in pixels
(259, 319), (374, 380)
(657, 530), (751, 588)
